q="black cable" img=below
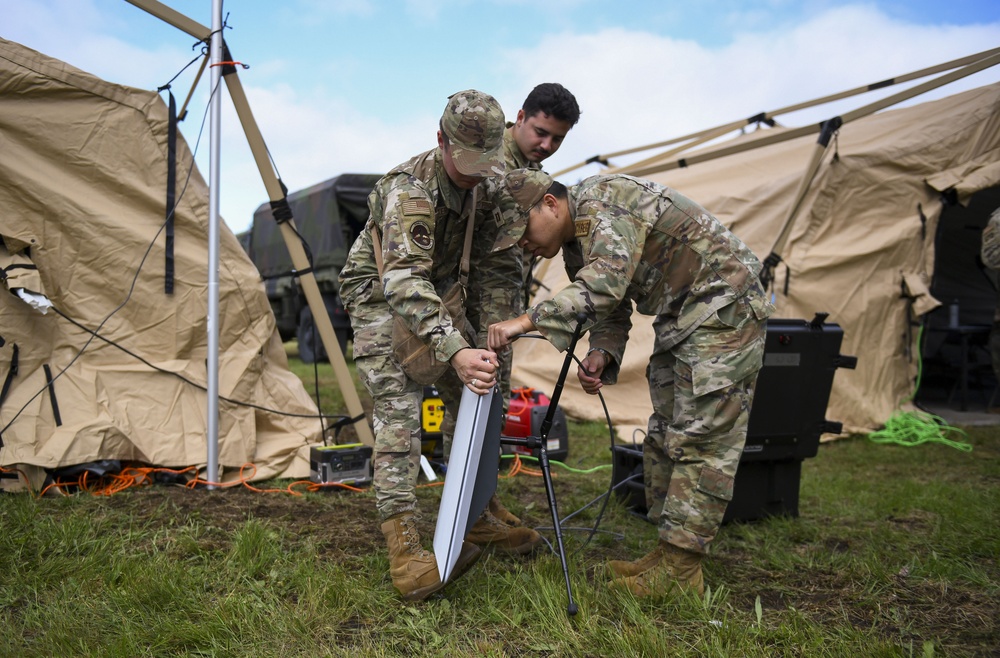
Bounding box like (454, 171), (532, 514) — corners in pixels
(1, 79), (216, 436)
(1, 68), (351, 437)
(509, 333), (622, 554)
(47, 306), (354, 425)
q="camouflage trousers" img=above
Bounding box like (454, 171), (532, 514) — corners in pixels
(643, 296), (766, 555)
(356, 352), (469, 520)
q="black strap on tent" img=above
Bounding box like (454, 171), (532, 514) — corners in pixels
(164, 90), (178, 295)
(759, 252), (782, 291)
(42, 364), (62, 427)
(270, 197), (294, 224)
(817, 116), (843, 148)
(918, 204), (928, 241)
(0, 343), (17, 416)
(1, 262), (38, 281)
(746, 112), (776, 128)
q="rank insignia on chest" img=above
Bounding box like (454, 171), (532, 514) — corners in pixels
(409, 221), (434, 250)
(574, 219), (591, 238)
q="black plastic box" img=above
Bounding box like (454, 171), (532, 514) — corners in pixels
(612, 314), (856, 523)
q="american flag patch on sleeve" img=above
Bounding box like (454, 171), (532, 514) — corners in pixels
(401, 198), (432, 216)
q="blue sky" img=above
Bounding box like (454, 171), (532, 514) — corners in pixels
(4, 0), (1000, 232)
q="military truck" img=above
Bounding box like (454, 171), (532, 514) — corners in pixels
(239, 173), (381, 363)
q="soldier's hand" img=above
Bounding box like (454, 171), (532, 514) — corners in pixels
(577, 351), (606, 395)
(488, 314), (535, 351)
(450, 348), (498, 396)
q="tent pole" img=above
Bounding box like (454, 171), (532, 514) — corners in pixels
(557, 46), (1000, 180)
(758, 50), (1000, 290)
(125, 0), (374, 447)
(205, 0), (223, 488)
(622, 50), (1000, 179)
(177, 54), (208, 122)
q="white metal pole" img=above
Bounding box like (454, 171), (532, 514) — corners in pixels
(206, 0), (223, 488)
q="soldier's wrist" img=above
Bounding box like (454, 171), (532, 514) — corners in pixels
(587, 347), (611, 362)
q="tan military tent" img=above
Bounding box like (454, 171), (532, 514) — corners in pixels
(512, 80), (1000, 438)
(0, 38), (323, 487)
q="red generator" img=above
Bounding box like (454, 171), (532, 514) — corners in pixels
(502, 387), (569, 462)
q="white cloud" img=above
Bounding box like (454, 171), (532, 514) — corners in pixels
(4, 0), (999, 233)
(493, 5), (1000, 182)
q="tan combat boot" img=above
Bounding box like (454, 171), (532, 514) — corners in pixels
(606, 543), (667, 578)
(610, 541), (705, 597)
(448, 540), (483, 583)
(381, 513), (445, 601)
(467, 508), (544, 555)
(488, 493), (523, 527)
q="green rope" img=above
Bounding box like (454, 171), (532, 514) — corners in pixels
(867, 323), (973, 452)
(867, 409), (972, 451)
(501, 453), (612, 474)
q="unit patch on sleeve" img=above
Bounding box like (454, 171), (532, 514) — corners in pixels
(409, 221), (434, 250)
(574, 219), (592, 238)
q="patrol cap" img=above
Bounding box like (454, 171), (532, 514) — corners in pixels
(505, 168), (554, 215)
(441, 90), (505, 177)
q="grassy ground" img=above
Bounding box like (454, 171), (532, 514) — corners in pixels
(1, 353), (997, 657)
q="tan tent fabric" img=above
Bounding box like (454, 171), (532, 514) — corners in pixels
(512, 82), (1000, 438)
(0, 38), (322, 483)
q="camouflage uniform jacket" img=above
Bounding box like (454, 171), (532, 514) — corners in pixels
(503, 124), (543, 299)
(528, 174), (772, 383)
(339, 147), (522, 363)
(503, 124), (541, 172)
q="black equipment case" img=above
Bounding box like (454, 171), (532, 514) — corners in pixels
(613, 313), (857, 523)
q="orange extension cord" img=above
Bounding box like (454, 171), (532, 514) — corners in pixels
(0, 452), (545, 499)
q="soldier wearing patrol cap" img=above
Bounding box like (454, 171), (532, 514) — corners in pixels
(338, 91), (543, 602)
(488, 168), (774, 598)
(440, 83), (582, 530)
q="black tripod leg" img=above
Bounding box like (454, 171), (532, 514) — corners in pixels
(537, 312), (588, 617)
(538, 444), (577, 616)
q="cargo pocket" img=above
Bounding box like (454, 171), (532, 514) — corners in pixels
(684, 466), (735, 537)
(625, 260), (662, 299)
(687, 335), (765, 397)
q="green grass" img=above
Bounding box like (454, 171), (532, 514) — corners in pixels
(1, 353), (997, 657)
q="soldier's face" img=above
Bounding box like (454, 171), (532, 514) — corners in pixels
(439, 133), (485, 190)
(512, 110), (572, 163)
(519, 195), (571, 259)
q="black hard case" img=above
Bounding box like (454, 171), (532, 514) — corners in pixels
(612, 314), (856, 523)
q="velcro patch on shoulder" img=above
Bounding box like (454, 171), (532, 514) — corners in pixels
(574, 219), (591, 238)
(402, 198), (432, 216)
(409, 221), (434, 250)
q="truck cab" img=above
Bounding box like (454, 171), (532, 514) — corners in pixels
(238, 173), (381, 362)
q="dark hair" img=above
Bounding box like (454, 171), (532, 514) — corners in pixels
(546, 180), (568, 200)
(532, 180), (569, 211)
(438, 120), (450, 147)
(522, 83), (581, 126)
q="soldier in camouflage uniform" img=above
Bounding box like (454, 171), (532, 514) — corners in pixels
(442, 83), (581, 528)
(488, 169), (774, 597)
(505, 82), (581, 302)
(338, 91), (542, 602)
(980, 206), (1000, 403)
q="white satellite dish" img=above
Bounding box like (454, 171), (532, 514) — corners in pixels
(433, 386), (503, 582)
